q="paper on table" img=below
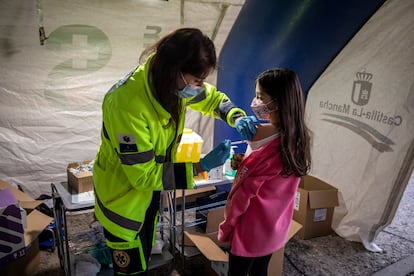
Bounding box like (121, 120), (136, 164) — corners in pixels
(71, 191), (94, 204)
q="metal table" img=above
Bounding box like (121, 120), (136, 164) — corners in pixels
(51, 182), (94, 276)
(51, 182), (174, 276)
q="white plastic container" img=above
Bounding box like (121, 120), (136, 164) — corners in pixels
(223, 146), (237, 178)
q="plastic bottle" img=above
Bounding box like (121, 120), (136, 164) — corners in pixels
(223, 146), (237, 178)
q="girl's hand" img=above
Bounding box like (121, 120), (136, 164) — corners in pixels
(231, 153), (245, 170)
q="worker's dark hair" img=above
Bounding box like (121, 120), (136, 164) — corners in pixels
(140, 28), (217, 125)
(256, 68), (312, 176)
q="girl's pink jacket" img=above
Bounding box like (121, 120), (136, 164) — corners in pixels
(218, 137), (300, 257)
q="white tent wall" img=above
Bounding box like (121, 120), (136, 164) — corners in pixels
(0, 0), (245, 197)
(305, 0), (414, 250)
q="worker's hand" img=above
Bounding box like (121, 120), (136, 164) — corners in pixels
(200, 139), (231, 172)
(231, 153), (245, 170)
(235, 116), (259, 141)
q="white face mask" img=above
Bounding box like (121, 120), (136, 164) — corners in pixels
(250, 97), (275, 120)
(177, 73), (205, 98)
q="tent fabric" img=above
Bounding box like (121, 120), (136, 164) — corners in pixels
(305, 0), (414, 250)
(214, 0), (386, 146)
(0, 0), (245, 196)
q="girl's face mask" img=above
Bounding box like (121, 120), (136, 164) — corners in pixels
(177, 73), (205, 98)
(250, 97), (275, 120)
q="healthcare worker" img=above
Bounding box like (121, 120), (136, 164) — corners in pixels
(218, 68), (312, 276)
(93, 28), (257, 275)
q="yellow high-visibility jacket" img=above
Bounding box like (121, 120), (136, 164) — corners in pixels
(93, 56), (245, 241)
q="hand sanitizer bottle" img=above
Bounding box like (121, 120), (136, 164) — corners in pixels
(223, 146), (237, 178)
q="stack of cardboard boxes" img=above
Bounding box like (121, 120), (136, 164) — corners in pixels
(0, 179), (53, 275)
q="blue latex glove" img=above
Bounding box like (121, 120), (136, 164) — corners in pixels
(235, 116), (259, 141)
(200, 139), (231, 172)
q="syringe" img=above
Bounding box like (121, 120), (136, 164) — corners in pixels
(231, 140), (247, 145)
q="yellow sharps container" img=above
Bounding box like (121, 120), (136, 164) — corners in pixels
(176, 128), (204, 162)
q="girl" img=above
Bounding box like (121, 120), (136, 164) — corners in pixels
(218, 68), (312, 276)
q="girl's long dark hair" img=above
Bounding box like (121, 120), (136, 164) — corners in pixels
(140, 28), (217, 125)
(257, 68), (311, 176)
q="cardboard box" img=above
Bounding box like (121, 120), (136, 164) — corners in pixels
(293, 175), (339, 239)
(0, 179), (53, 269)
(185, 207), (302, 276)
(0, 188), (26, 266)
(67, 160), (94, 193)
(195, 201), (227, 233)
(173, 186), (216, 210)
